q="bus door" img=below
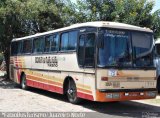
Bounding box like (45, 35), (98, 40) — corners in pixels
(78, 30), (96, 93)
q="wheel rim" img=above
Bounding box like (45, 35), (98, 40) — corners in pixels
(67, 80), (77, 101)
(22, 76), (26, 88)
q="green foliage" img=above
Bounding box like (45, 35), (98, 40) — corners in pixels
(0, 0), (65, 79)
(152, 9), (160, 39)
(20, 0), (63, 34)
(63, 0), (160, 38)
(0, 0), (160, 79)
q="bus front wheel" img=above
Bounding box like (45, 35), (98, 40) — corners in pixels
(66, 79), (81, 104)
(21, 74), (28, 90)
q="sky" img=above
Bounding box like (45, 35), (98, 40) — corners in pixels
(152, 0), (160, 12)
(71, 0), (160, 13)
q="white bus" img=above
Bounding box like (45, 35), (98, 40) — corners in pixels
(10, 21), (157, 104)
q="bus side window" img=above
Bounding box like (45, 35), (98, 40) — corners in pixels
(68, 31), (77, 50)
(60, 31), (78, 51)
(33, 37), (44, 53)
(11, 42), (18, 56)
(61, 33), (69, 51)
(23, 40), (32, 54)
(51, 34), (59, 52)
(17, 41), (22, 55)
(45, 36), (52, 52)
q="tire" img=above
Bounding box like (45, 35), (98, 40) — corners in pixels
(157, 78), (160, 93)
(21, 74), (28, 90)
(66, 79), (81, 104)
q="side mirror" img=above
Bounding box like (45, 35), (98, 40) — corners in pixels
(97, 33), (104, 48)
(154, 45), (160, 57)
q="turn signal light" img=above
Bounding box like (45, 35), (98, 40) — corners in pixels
(101, 77), (108, 81)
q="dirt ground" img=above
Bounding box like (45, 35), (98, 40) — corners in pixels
(0, 77), (160, 118)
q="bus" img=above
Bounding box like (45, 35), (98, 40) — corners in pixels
(154, 39), (160, 92)
(10, 21), (157, 104)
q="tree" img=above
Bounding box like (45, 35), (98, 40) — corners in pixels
(0, 0), (64, 79)
(20, 0), (64, 34)
(152, 9), (160, 39)
(0, 0), (24, 79)
(64, 0), (160, 37)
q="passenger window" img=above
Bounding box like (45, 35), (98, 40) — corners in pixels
(60, 31), (78, 51)
(17, 41), (22, 54)
(11, 42), (18, 55)
(68, 31), (77, 50)
(61, 33), (69, 51)
(45, 36), (52, 52)
(33, 37), (44, 53)
(23, 40), (32, 53)
(51, 34), (59, 52)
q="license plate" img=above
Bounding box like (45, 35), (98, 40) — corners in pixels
(128, 93), (138, 97)
(125, 92), (138, 97)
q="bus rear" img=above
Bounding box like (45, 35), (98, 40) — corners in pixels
(96, 28), (157, 102)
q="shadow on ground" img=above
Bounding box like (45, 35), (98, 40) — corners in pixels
(26, 87), (160, 118)
(0, 78), (17, 89)
(0, 78), (160, 118)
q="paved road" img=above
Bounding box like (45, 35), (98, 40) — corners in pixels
(0, 78), (160, 118)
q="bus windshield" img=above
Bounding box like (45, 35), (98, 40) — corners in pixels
(98, 29), (153, 68)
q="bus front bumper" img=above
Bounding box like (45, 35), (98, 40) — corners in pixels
(96, 88), (157, 102)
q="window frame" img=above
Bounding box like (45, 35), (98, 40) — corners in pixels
(11, 41), (17, 56)
(60, 30), (78, 53)
(32, 36), (45, 54)
(97, 27), (155, 69)
(60, 32), (69, 52)
(17, 41), (23, 55)
(22, 38), (33, 55)
(43, 33), (59, 54)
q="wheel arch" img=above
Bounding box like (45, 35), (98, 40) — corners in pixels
(20, 71), (25, 83)
(63, 76), (75, 95)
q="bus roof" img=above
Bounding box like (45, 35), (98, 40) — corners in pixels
(12, 21), (153, 42)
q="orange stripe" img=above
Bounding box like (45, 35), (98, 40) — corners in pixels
(26, 75), (63, 86)
(27, 74), (92, 94)
(78, 88), (92, 94)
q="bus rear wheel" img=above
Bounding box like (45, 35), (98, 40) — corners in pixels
(66, 79), (81, 104)
(21, 74), (28, 90)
